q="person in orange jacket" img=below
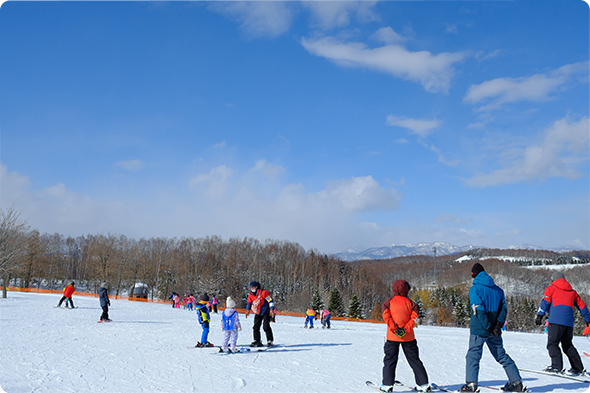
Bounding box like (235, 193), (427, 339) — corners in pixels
(380, 279), (430, 393)
(56, 282), (76, 309)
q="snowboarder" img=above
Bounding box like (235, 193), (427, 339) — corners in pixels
(99, 282), (111, 322)
(245, 281), (275, 347)
(535, 271), (590, 375)
(321, 308), (332, 329)
(220, 296), (241, 353)
(195, 293), (213, 347)
(304, 307), (316, 328)
(379, 279), (430, 393)
(462, 263), (525, 392)
(56, 282), (76, 308)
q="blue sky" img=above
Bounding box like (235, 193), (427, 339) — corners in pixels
(1, 0), (588, 254)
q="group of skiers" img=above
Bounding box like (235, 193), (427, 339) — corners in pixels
(304, 307), (332, 329)
(54, 264), (589, 392)
(379, 263), (590, 393)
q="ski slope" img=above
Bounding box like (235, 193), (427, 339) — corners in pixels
(1, 292), (589, 393)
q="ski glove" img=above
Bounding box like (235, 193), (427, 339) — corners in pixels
(394, 328), (406, 338)
(490, 322), (502, 338)
(534, 314), (543, 326)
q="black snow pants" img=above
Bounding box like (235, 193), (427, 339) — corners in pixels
(100, 305), (110, 321)
(547, 323), (584, 372)
(57, 296), (74, 308)
(252, 313), (274, 343)
(383, 339), (429, 387)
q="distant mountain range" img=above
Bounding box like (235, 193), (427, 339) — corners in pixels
(331, 242), (583, 262)
(332, 242), (475, 262)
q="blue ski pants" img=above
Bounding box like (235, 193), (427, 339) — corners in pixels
(200, 322), (210, 344)
(465, 334), (521, 384)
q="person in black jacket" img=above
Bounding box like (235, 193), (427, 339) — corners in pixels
(99, 282), (111, 322)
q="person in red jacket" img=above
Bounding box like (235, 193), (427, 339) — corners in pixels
(535, 271), (590, 375)
(56, 282), (75, 309)
(380, 280), (430, 393)
(245, 281), (276, 347)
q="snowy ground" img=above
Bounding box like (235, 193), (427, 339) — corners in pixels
(1, 292), (589, 393)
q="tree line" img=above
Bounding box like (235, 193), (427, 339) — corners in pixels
(1, 207), (589, 334)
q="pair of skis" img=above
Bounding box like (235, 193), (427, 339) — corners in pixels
(366, 381), (503, 392)
(367, 368), (589, 393)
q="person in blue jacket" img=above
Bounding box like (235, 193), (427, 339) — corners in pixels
(461, 263), (525, 392)
(195, 293), (214, 347)
(99, 282), (111, 322)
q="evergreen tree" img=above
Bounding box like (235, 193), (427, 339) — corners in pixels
(311, 289), (324, 312)
(329, 288), (345, 317)
(413, 293), (426, 320)
(348, 294), (364, 319)
(453, 294), (469, 327)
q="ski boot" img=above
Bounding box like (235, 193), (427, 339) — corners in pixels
(250, 340), (264, 347)
(379, 385), (393, 392)
(460, 382), (478, 392)
(502, 380), (526, 392)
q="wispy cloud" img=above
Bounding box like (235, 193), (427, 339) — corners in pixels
(464, 61), (589, 111)
(464, 116), (590, 187)
(115, 159), (145, 172)
(373, 26), (407, 44)
(208, 1), (294, 38)
(301, 36), (465, 93)
(385, 114), (441, 138)
(302, 0), (379, 30)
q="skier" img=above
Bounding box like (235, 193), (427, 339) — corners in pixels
(187, 294), (195, 311)
(220, 296), (241, 353)
(211, 295), (219, 314)
(462, 263), (525, 392)
(173, 293), (180, 309)
(535, 271), (590, 375)
(321, 309), (332, 329)
(168, 292), (177, 308)
(245, 281), (276, 347)
(99, 282), (111, 322)
(380, 279), (430, 393)
(304, 307), (316, 328)
(195, 293), (214, 347)
(56, 282), (76, 308)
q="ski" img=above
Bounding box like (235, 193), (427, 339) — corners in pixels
(213, 347), (252, 355)
(519, 368), (590, 383)
(365, 380), (413, 392)
(431, 383), (520, 392)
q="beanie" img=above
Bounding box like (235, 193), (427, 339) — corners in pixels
(200, 293), (210, 302)
(551, 271), (565, 281)
(249, 281), (260, 289)
(471, 263), (485, 278)
(226, 296), (236, 309)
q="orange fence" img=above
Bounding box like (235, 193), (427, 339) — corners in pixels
(2, 286), (384, 324)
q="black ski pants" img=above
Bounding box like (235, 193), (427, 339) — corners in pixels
(547, 323), (584, 372)
(57, 296), (74, 308)
(252, 313), (274, 343)
(382, 339), (429, 387)
(100, 305), (109, 321)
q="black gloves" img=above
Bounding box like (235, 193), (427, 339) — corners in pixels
(535, 314), (543, 326)
(491, 322), (503, 338)
(395, 328), (406, 338)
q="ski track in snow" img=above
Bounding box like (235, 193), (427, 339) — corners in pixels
(1, 292), (590, 393)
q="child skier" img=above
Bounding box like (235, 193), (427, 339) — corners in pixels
(195, 294), (214, 347)
(187, 294), (195, 311)
(304, 307), (316, 329)
(220, 296), (241, 353)
(173, 293), (180, 309)
(380, 279), (430, 393)
(321, 309), (332, 329)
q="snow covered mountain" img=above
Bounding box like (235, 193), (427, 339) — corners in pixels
(333, 241), (475, 262)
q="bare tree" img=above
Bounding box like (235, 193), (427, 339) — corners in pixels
(0, 207), (30, 298)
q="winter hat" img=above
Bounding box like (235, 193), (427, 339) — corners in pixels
(392, 280), (411, 297)
(226, 296), (236, 309)
(551, 271), (565, 281)
(101, 282), (108, 289)
(200, 293), (210, 302)
(249, 281), (260, 289)
(71, 281), (75, 285)
(471, 263), (485, 278)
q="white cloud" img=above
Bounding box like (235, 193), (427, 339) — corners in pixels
(464, 116), (590, 187)
(208, 1), (294, 38)
(318, 175), (400, 212)
(189, 165), (234, 198)
(373, 26), (406, 44)
(301, 36), (465, 93)
(115, 159), (145, 172)
(385, 114), (441, 138)
(464, 61), (589, 111)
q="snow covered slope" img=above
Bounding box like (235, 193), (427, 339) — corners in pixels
(1, 292), (590, 393)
